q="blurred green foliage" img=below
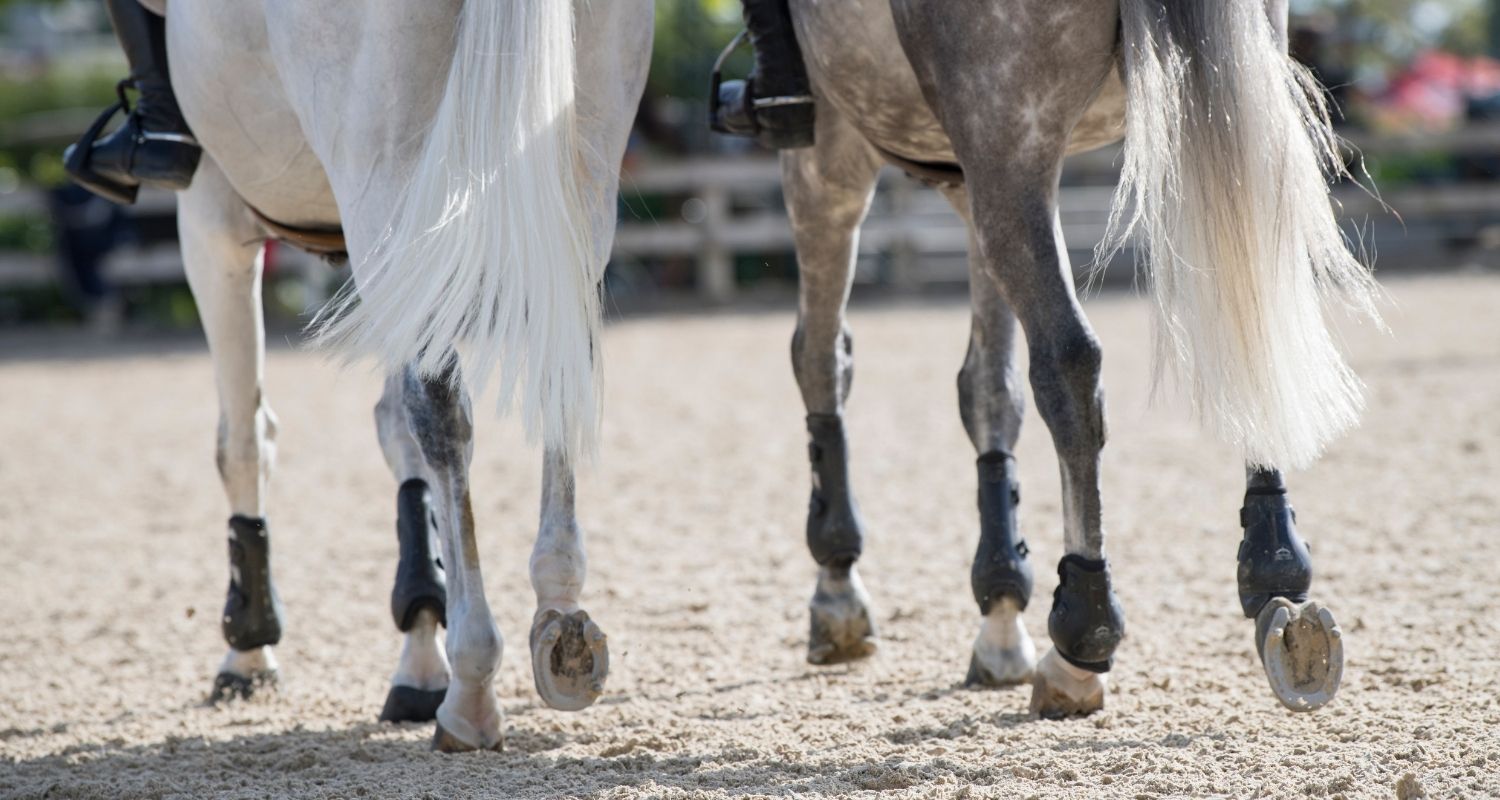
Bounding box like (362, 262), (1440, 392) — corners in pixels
(1297, 0), (1492, 63)
(650, 0), (742, 101)
(0, 65), (116, 121)
(0, 210), (53, 252)
(0, 65), (120, 185)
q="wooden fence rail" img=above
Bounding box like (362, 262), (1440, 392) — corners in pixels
(4, 126), (1500, 301)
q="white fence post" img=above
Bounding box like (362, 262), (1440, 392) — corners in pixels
(698, 183), (735, 302)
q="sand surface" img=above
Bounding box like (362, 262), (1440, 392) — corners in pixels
(1, 274), (1497, 799)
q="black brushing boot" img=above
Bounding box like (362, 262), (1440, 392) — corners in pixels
(710, 0), (816, 149)
(64, 0), (201, 205)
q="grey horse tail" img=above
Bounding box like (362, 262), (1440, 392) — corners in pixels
(1101, 1), (1382, 470)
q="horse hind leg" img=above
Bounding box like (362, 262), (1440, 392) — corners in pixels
(527, 449), (609, 711)
(942, 187), (1037, 689)
(178, 157), (283, 702)
(1239, 466), (1344, 711)
(374, 372), (450, 723)
(784, 105), (885, 666)
(892, 0), (1125, 716)
(398, 365), (504, 752)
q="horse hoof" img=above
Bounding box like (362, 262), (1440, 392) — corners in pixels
(966, 644), (1035, 688)
(379, 685), (447, 723)
(807, 568), (879, 665)
(209, 669), (277, 703)
(530, 609), (608, 712)
(1028, 648), (1106, 719)
(1256, 598), (1343, 712)
(432, 721), (503, 753)
(807, 603), (878, 665)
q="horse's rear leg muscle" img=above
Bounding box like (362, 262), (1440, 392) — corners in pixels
(178, 157), (282, 701)
(942, 187), (1036, 688)
(527, 449), (609, 712)
(785, 106), (884, 666)
(892, 0), (1123, 716)
(398, 365), (504, 752)
(374, 373), (450, 723)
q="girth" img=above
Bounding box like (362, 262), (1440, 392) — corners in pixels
(873, 145), (964, 188)
(248, 205), (348, 263)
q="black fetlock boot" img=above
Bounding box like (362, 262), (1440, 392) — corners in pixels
(710, 0), (816, 149)
(64, 0), (201, 205)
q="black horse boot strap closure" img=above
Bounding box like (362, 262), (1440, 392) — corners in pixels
(392, 479), (448, 632)
(805, 413), (864, 567)
(971, 451), (1033, 614)
(1048, 555), (1125, 674)
(223, 515), (284, 651)
(1237, 489), (1312, 619)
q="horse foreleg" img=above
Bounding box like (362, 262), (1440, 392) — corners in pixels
(527, 449), (608, 711)
(784, 105), (885, 666)
(396, 364), (503, 752)
(179, 157), (283, 702)
(373, 372), (450, 723)
(942, 187), (1036, 689)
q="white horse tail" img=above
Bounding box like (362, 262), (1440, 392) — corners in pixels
(314, 1), (601, 459)
(1102, 1), (1381, 469)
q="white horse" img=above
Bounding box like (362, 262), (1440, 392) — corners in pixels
(159, 0), (651, 751)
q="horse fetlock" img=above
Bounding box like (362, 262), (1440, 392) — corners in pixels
(1237, 491), (1312, 619)
(446, 612), (503, 687)
(392, 479), (447, 631)
(808, 565), (878, 665)
(529, 525), (586, 612)
(222, 515), (283, 651)
(1047, 555), (1125, 673)
(967, 599), (1036, 687)
(391, 607), (450, 692)
(971, 452), (1032, 614)
(805, 413), (864, 566)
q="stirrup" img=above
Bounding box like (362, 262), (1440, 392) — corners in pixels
(64, 81), (137, 205)
(708, 30), (750, 135)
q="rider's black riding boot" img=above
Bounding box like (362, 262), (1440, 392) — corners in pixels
(711, 0), (816, 149)
(64, 0), (201, 205)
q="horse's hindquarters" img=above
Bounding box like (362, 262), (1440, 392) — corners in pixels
(792, 0), (1125, 168)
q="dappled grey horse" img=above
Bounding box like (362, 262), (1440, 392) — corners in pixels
(780, 0), (1374, 716)
(161, 0), (651, 751)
